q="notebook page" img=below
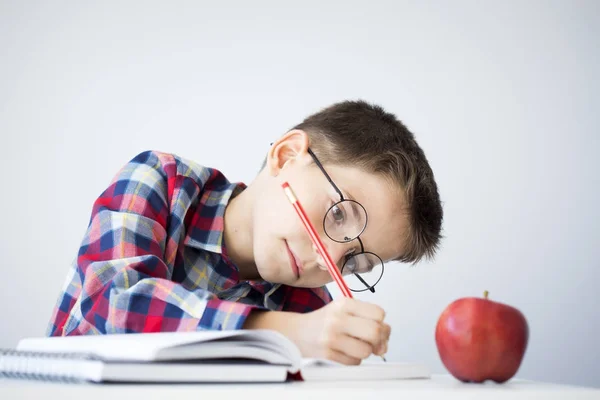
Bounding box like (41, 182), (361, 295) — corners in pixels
(299, 360), (431, 381)
(17, 329), (301, 363)
(17, 330), (251, 361)
(158, 330), (301, 363)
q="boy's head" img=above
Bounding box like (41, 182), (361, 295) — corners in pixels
(238, 100), (443, 290)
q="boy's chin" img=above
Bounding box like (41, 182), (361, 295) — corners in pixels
(255, 267), (304, 287)
(254, 266), (288, 283)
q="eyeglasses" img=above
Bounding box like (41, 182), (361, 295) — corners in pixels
(307, 148), (385, 293)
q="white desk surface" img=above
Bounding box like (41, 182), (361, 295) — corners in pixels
(1, 374), (599, 400)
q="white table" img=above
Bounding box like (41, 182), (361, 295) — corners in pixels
(1, 374), (599, 400)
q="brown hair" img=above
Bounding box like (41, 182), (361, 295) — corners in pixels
(269, 100), (443, 264)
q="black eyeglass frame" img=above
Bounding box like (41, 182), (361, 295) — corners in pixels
(306, 148), (385, 293)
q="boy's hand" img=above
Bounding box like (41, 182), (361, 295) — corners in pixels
(294, 297), (390, 365)
(243, 298), (390, 365)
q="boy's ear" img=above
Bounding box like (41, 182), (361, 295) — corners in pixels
(266, 130), (311, 177)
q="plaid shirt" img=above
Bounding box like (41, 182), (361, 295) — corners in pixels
(47, 150), (332, 337)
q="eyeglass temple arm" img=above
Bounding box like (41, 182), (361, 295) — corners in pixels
(307, 148), (344, 200)
(354, 273), (375, 293)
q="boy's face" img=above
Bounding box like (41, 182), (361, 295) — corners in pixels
(250, 130), (409, 289)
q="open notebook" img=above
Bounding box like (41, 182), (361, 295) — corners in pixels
(1, 330), (430, 383)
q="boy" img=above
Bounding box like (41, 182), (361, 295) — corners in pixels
(47, 100), (443, 365)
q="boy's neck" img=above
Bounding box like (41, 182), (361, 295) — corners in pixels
(223, 185), (259, 281)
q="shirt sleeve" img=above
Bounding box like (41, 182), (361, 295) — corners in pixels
(280, 285), (333, 313)
(47, 151), (258, 336)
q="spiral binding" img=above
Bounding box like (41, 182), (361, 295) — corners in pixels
(0, 349), (102, 383)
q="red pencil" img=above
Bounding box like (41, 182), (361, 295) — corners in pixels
(282, 182), (353, 298)
(282, 181), (387, 362)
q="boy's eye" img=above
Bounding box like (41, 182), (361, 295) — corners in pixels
(344, 251), (355, 262)
(343, 253), (375, 275)
(343, 250), (358, 269)
(331, 205), (345, 223)
(343, 255), (359, 274)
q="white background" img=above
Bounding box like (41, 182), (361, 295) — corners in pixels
(1, 0), (598, 388)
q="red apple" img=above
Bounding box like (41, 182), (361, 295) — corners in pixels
(435, 291), (529, 383)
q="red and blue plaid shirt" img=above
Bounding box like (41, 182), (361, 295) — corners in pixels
(47, 150), (332, 337)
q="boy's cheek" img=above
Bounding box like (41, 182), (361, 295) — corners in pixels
(305, 270), (334, 287)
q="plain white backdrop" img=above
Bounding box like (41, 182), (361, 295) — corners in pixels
(1, 0), (598, 388)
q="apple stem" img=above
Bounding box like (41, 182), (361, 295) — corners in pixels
(484, 290), (489, 299)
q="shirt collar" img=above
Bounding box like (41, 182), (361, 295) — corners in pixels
(184, 177), (246, 257)
(183, 171), (281, 297)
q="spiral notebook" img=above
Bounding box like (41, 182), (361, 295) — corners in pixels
(0, 330), (430, 383)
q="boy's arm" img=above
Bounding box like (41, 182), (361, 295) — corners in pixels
(48, 151), (258, 336)
(241, 285), (331, 338)
(280, 285), (333, 312)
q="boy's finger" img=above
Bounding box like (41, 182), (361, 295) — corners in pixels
(342, 299), (385, 322)
(323, 347), (362, 366)
(331, 333), (374, 361)
(383, 322), (391, 340)
(342, 315), (385, 348)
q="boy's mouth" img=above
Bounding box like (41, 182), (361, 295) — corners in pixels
(284, 240), (303, 278)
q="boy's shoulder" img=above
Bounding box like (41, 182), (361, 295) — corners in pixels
(105, 150), (244, 206)
(128, 150), (214, 176)
(100, 149), (244, 221)
(116, 150), (233, 188)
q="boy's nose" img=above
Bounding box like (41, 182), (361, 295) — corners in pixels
(312, 242), (348, 271)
